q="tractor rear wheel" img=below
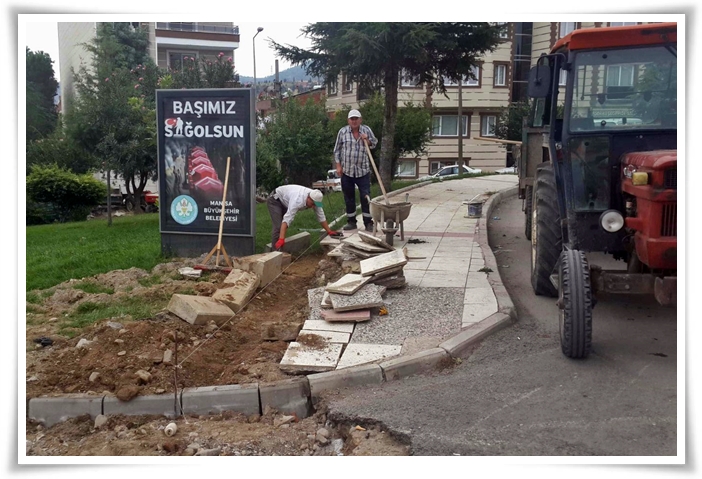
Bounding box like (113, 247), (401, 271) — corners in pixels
(558, 249), (593, 359)
(524, 185), (533, 240)
(530, 162), (562, 297)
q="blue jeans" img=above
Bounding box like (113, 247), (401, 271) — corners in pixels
(341, 173), (372, 227)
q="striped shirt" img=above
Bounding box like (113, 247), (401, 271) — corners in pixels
(273, 185), (326, 226)
(333, 125), (378, 178)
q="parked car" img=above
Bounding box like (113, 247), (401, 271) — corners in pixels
(495, 166), (517, 174)
(419, 164), (482, 182)
(312, 169), (342, 192)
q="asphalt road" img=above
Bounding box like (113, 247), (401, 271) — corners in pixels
(326, 194), (678, 458)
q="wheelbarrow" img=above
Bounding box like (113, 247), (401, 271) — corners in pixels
(367, 196), (412, 245)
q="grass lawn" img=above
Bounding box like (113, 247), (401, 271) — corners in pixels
(25, 179), (424, 293)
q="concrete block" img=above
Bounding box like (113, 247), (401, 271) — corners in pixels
(103, 394), (178, 417)
(279, 341), (343, 373)
(440, 312), (513, 358)
(181, 383), (259, 416)
(28, 395), (103, 427)
(265, 232), (311, 255)
(259, 377), (313, 419)
(167, 294), (235, 326)
(223, 268), (258, 286)
(298, 329), (351, 344)
(232, 252), (283, 287)
(212, 274), (260, 313)
(308, 364), (384, 400)
(320, 309), (370, 322)
(336, 343), (402, 369)
(281, 253), (292, 268)
(380, 348), (449, 381)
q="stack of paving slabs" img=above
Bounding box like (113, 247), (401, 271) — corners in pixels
(327, 232), (408, 289)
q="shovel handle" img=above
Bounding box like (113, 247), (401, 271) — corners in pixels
(363, 140), (390, 206)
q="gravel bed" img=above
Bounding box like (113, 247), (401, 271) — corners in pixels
(350, 286), (463, 345)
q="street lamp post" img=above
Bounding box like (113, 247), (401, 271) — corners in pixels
(253, 27), (264, 104)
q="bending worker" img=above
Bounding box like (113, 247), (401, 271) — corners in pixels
(333, 109), (378, 232)
(267, 185), (340, 251)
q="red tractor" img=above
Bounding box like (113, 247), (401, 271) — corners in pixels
(520, 23), (677, 358)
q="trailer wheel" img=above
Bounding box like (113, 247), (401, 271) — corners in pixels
(558, 249), (593, 359)
(524, 185), (533, 240)
(530, 163), (562, 296)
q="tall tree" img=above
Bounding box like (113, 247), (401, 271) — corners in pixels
(26, 47), (58, 141)
(272, 22), (503, 190)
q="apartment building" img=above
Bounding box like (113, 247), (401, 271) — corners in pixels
(58, 21), (240, 114)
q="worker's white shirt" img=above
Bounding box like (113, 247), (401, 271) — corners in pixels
(274, 185), (326, 226)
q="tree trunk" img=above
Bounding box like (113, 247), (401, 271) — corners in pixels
(126, 171), (148, 214)
(379, 67), (399, 192)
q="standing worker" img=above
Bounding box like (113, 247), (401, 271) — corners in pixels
(334, 109), (378, 232)
(267, 185), (341, 251)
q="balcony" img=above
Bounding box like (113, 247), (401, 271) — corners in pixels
(156, 22), (239, 35)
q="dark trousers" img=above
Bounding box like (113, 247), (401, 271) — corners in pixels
(267, 195), (287, 247)
(341, 173), (372, 227)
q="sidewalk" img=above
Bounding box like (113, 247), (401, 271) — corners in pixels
(316, 174), (519, 366)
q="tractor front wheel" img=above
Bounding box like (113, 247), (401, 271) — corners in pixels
(524, 185), (533, 240)
(558, 249), (593, 359)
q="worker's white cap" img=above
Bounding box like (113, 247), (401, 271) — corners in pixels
(348, 109), (362, 119)
(309, 189), (324, 207)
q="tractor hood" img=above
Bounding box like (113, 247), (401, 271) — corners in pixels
(621, 150), (677, 170)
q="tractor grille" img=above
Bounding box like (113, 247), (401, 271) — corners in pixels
(664, 168), (677, 189)
(661, 203), (677, 237)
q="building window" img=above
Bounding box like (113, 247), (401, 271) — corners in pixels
(169, 51), (197, 70)
(327, 77), (338, 96)
(430, 160), (457, 174)
(559, 69), (567, 86)
(342, 72), (353, 92)
(396, 160), (417, 178)
(559, 22), (576, 37)
(497, 22), (509, 39)
(444, 65), (480, 87)
(606, 65), (635, 87)
(494, 64), (507, 87)
(481, 115), (497, 137)
(400, 69), (421, 88)
(432, 115), (470, 137)
(609, 22), (637, 27)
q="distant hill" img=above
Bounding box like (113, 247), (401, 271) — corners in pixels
(239, 64), (322, 84)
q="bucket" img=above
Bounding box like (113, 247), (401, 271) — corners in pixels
(467, 202), (483, 218)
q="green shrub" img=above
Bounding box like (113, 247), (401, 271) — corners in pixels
(26, 135), (97, 175)
(26, 164), (106, 224)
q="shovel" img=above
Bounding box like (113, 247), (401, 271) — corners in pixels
(363, 139), (390, 206)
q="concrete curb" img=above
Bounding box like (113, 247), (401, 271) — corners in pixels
(27, 180), (524, 427)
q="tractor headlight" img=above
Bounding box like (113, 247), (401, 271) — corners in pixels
(600, 209), (625, 233)
(632, 171), (650, 186)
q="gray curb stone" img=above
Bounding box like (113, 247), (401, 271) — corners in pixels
(477, 186), (519, 320)
(28, 395), (103, 428)
(380, 348), (450, 382)
(259, 377), (313, 419)
(181, 383), (259, 416)
(439, 312), (514, 357)
(307, 364), (383, 403)
(103, 394), (179, 418)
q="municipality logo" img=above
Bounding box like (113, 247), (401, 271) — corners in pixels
(171, 195), (198, 225)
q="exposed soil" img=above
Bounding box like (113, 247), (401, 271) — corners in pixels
(24, 250), (410, 456)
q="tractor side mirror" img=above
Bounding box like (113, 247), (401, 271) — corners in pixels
(528, 64), (552, 98)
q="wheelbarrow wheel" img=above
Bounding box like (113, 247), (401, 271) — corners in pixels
(558, 249), (593, 359)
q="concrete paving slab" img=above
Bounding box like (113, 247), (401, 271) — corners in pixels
(360, 249), (407, 277)
(463, 287), (498, 304)
(420, 271), (466, 288)
(462, 302), (498, 326)
(298, 329), (351, 344)
(357, 231), (395, 251)
(278, 342), (343, 373)
(325, 274), (371, 295)
(401, 336), (444, 356)
(404, 259), (432, 270)
(329, 284), (385, 312)
(342, 234), (390, 253)
(403, 270), (425, 286)
(181, 384), (259, 416)
(302, 320), (355, 333)
(320, 309), (371, 322)
(465, 273), (491, 288)
(167, 294), (236, 326)
(307, 287), (325, 309)
(336, 343), (402, 369)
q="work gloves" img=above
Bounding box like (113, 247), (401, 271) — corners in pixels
(275, 238), (285, 250)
